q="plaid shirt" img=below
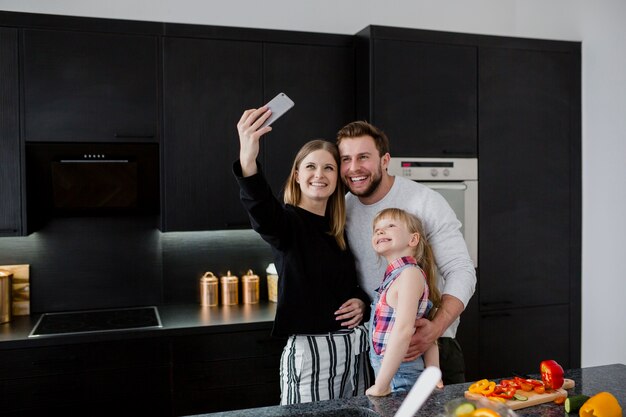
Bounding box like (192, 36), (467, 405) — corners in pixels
(372, 256), (431, 355)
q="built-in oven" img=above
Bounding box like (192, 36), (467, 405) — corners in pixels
(388, 157), (478, 268)
(25, 142), (160, 232)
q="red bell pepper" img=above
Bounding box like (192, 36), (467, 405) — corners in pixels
(540, 360), (564, 389)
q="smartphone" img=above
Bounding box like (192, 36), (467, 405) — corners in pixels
(260, 92), (295, 128)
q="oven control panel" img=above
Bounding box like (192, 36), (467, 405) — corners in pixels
(388, 157), (477, 181)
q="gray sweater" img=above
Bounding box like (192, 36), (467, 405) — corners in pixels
(345, 175), (476, 338)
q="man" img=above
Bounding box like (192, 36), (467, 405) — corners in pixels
(336, 121), (476, 385)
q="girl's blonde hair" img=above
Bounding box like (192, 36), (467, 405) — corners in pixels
(372, 208), (441, 317)
(283, 139), (347, 250)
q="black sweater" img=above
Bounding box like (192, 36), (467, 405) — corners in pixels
(234, 162), (370, 337)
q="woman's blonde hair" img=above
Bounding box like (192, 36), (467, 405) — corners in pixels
(372, 208), (441, 316)
(283, 139), (347, 250)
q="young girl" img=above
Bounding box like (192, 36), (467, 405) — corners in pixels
(366, 208), (443, 396)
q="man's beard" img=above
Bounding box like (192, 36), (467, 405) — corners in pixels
(347, 167), (383, 199)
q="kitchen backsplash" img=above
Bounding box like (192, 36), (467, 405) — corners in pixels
(0, 216), (272, 313)
(162, 228), (273, 304)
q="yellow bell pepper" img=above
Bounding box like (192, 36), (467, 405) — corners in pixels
(469, 379), (496, 396)
(579, 392), (622, 417)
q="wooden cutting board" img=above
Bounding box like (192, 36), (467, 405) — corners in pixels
(464, 379), (575, 410)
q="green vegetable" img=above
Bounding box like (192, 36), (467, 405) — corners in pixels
(565, 395), (591, 414)
(453, 402), (477, 417)
(513, 393), (528, 401)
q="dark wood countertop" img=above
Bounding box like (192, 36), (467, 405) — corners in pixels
(0, 302), (278, 349)
(192, 364), (626, 417)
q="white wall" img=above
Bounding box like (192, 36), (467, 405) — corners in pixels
(1, 0), (625, 368)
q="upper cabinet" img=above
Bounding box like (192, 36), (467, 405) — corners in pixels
(161, 28), (355, 232)
(162, 36), (263, 231)
(22, 29), (159, 142)
(0, 27), (21, 236)
(262, 42), (355, 194)
(356, 26), (477, 157)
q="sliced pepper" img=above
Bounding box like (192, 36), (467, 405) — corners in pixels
(512, 377), (534, 392)
(579, 392), (622, 417)
(489, 385), (516, 400)
(540, 359), (565, 389)
(469, 379), (496, 396)
(501, 379), (521, 389)
(488, 397), (507, 404)
(524, 378), (545, 387)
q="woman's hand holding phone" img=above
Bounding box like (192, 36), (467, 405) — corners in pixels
(237, 107), (272, 177)
(237, 93), (294, 177)
(260, 93), (295, 128)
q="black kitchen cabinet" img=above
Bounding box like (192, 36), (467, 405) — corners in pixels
(161, 30), (355, 232)
(0, 27), (21, 236)
(162, 36), (262, 231)
(0, 339), (171, 416)
(478, 46), (577, 309)
(171, 327), (285, 415)
(1, 10), (582, 388)
(476, 43), (581, 377)
(478, 305), (571, 379)
(22, 28), (158, 142)
(262, 42), (356, 193)
(356, 26), (477, 157)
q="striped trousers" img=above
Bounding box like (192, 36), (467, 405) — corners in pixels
(279, 325), (371, 405)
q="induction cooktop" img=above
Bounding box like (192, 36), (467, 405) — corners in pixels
(29, 306), (162, 337)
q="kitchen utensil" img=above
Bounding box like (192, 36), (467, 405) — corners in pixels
(0, 269), (13, 323)
(220, 271), (239, 305)
(464, 378), (575, 410)
(394, 366), (442, 417)
(200, 271), (219, 306)
(242, 269), (260, 304)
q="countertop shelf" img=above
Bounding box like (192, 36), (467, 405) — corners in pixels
(0, 302), (278, 349)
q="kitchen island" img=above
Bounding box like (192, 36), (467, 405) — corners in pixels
(190, 363), (626, 417)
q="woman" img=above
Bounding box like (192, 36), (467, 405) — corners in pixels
(233, 107), (371, 404)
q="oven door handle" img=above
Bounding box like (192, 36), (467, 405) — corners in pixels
(424, 183), (467, 191)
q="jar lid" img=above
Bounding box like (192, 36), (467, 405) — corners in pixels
(242, 269), (259, 282)
(220, 270), (238, 283)
(242, 275), (259, 282)
(201, 271), (218, 282)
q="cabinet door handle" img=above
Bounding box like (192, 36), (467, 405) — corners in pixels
(481, 312), (512, 318)
(481, 301), (513, 307)
(225, 222), (252, 228)
(114, 133), (155, 138)
(442, 149), (474, 155)
(32, 355), (79, 366)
